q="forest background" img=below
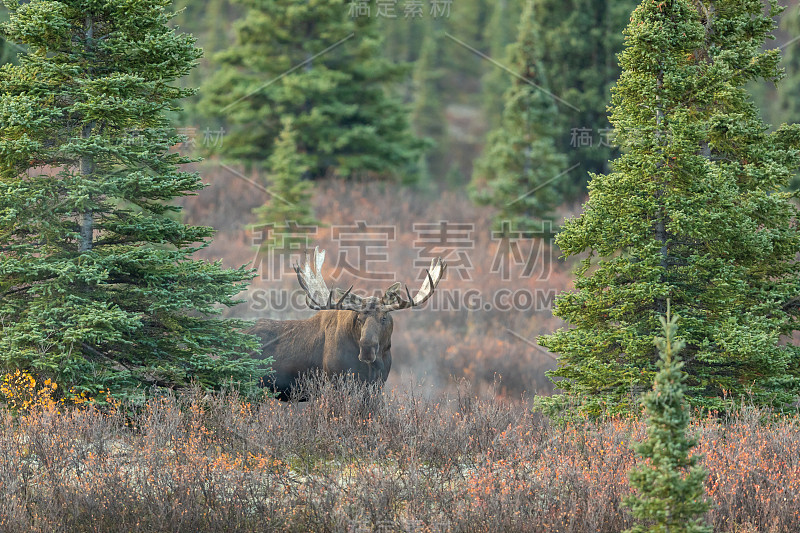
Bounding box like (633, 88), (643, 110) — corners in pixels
(2, 0), (799, 400)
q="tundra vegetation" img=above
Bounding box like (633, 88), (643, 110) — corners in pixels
(0, 372), (799, 532)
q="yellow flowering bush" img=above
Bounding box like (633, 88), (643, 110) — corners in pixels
(0, 369), (92, 413)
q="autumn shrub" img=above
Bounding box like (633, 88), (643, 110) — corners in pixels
(0, 369), (92, 414)
(1, 377), (799, 532)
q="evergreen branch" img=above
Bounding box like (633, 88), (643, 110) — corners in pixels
(80, 342), (133, 372)
(219, 32), (355, 113)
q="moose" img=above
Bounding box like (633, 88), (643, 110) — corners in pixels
(247, 247), (446, 400)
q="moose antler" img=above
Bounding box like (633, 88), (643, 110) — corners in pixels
(380, 257), (447, 312)
(295, 248), (446, 313)
(294, 247), (364, 311)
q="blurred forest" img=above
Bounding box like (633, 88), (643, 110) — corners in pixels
(2, 0), (799, 398)
(159, 0), (800, 185)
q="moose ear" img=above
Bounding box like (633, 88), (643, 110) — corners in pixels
(384, 282), (401, 294)
(381, 282), (402, 305)
(332, 287), (359, 309)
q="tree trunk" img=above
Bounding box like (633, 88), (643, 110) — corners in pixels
(79, 14), (94, 252)
(655, 67), (668, 314)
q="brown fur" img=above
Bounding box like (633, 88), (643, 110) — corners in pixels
(247, 305), (393, 401)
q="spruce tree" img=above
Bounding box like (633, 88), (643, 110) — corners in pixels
(625, 303), (711, 533)
(199, 0), (426, 181)
(375, 3), (427, 66)
(530, 0), (638, 194)
(0, 16), (4, 65)
(440, 0), (489, 83)
(778, 3), (800, 191)
(0, 0), (261, 402)
(778, 4), (800, 125)
(480, 0), (524, 130)
(0, 4), (14, 65)
(538, 0), (800, 416)
(252, 117), (319, 250)
(469, 0), (567, 236)
(171, 0), (241, 104)
(411, 25), (448, 181)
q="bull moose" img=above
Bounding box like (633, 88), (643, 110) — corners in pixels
(247, 247), (446, 400)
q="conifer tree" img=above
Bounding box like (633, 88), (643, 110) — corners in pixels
(0, 4), (13, 65)
(469, 0), (567, 236)
(252, 118), (319, 250)
(530, 0), (637, 194)
(172, 0), (240, 100)
(441, 0), (489, 83)
(625, 303), (711, 533)
(411, 25), (448, 181)
(778, 3), (800, 190)
(375, 4), (427, 66)
(778, 4), (800, 125)
(481, 0), (523, 130)
(200, 0), (426, 181)
(538, 0), (800, 416)
(0, 0), (262, 402)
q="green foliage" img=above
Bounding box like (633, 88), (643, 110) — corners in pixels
(625, 303), (711, 533)
(0, 0), (264, 403)
(0, 4), (16, 65)
(411, 24), (449, 181)
(778, 3), (800, 190)
(778, 3), (800, 124)
(199, 0), (427, 182)
(480, 0), (524, 130)
(470, 0), (567, 236)
(170, 0), (242, 118)
(375, 3), (428, 66)
(252, 117), (319, 250)
(530, 0), (638, 195)
(538, 0), (800, 416)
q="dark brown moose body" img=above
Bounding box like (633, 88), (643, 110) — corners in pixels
(248, 247), (445, 401)
(248, 310), (393, 400)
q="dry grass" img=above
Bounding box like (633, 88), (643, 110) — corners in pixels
(1, 377), (799, 532)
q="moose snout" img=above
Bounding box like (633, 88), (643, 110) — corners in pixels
(358, 343), (380, 363)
